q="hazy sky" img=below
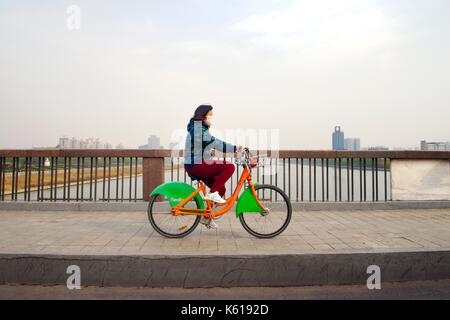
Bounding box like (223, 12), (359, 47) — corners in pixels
(1, 0), (449, 150)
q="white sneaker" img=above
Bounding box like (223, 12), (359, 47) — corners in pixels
(204, 191), (226, 204)
(200, 217), (218, 229)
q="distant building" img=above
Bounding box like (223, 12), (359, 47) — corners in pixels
(368, 146), (390, 151)
(95, 139), (104, 149)
(70, 137), (80, 149)
(392, 147), (420, 151)
(139, 135), (163, 149)
(57, 136), (113, 149)
(344, 138), (361, 151)
(80, 139), (88, 149)
(168, 142), (178, 150)
(58, 136), (71, 149)
(420, 140), (449, 151)
(116, 143), (124, 149)
(332, 126), (345, 150)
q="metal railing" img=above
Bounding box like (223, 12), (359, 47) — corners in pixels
(0, 156), (142, 202)
(169, 156), (391, 202)
(0, 149), (449, 203)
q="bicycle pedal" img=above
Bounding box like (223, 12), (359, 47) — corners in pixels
(204, 219), (218, 229)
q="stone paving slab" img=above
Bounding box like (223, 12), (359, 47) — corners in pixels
(1, 208), (450, 256)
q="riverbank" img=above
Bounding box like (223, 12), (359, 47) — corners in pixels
(1, 166), (143, 195)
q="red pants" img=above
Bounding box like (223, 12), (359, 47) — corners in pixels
(185, 161), (235, 197)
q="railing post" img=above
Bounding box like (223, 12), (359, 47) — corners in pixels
(143, 157), (164, 202)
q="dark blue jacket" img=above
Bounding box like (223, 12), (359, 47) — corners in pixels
(184, 118), (237, 168)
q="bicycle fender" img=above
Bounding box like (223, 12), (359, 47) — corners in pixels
(150, 182), (205, 209)
(236, 184), (264, 217)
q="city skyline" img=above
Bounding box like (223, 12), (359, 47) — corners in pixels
(26, 129), (447, 151)
(1, 1), (450, 150)
(22, 130), (450, 151)
(56, 136), (119, 150)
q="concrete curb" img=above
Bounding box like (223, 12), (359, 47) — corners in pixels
(1, 201), (450, 212)
(1, 250), (449, 288)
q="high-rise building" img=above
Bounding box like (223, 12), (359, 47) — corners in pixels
(80, 139), (88, 149)
(139, 135), (163, 149)
(332, 126), (345, 150)
(344, 138), (361, 151)
(70, 137), (80, 149)
(57, 136), (111, 149)
(58, 136), (70, 149)
(95, 139), (104, 149)
(420, 140), (449, 151)
(83, 138), (97, 149)
(148, 135), (161, 149)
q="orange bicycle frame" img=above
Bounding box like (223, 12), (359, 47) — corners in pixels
(172, 165), (267, 219)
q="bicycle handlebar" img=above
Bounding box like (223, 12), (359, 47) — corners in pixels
(235, 147), (253, 167)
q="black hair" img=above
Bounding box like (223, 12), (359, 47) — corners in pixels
(192, 105), (213, 121)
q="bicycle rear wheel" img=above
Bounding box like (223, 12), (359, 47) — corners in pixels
(147, 194), (201, 238)
(239, 185), (292, 238)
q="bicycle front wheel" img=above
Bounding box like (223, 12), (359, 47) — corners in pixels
(239, 185), (292, 239)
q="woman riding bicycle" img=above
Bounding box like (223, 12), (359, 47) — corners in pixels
(147, 104), (292, 237)
(184, 105), (243, 208)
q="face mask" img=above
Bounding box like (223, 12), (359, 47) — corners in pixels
(204, 117), (212, 127)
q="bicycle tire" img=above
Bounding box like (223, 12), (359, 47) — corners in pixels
(147, 194), (202, 238)
(239, 184), (292, 239)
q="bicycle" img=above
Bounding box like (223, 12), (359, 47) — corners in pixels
(147, 148), (292, 238)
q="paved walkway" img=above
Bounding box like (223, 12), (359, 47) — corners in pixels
(0, 209), (449, 256)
